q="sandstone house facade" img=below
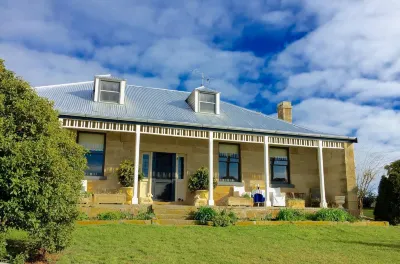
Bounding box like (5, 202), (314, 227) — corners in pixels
(37, 75), (358, 214)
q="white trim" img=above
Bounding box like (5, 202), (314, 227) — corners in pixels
(132, 124), (141, 205)
(141, 152), (153, 197)
(119, 80), (126, 104)
(215, 93), (220, 115)
(194, 90), (199, 112)
(34, 81), (93, 89)
(264, 136), (271, 207)
(318, 140), (328, 208)
(94, 78), (99, 102)
(60, 118), (345, 149)
(208, 131), (215, 206)
(141, 125), (208, 139)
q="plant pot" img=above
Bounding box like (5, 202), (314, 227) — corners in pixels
(120, 187), (134, 205)
(335, 196), (346, 209)
(287, 199), (305, 209)
(195, 190), (209, 199)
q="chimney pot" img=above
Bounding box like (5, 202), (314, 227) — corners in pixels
(277, 101), (292, 123)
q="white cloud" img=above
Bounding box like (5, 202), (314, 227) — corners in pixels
(261, 11), (294, 27)
(0, 43), (169, 88)
(294, 98), (400, 187)
(270, 0), (400, 103)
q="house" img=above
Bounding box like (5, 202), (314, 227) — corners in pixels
(36, 75), (358, 214)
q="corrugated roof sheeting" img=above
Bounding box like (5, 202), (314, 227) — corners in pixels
(36, 81), (354, 140)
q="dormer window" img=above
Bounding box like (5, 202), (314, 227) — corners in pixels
(100, 80), (120, 103)
(199, 92), (216, 113)
(93, 75), (126, 104)
(186, 86), (220, 114)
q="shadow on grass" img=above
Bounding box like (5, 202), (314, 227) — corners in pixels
(329, 240), (400, 250)
(6, 239), (47, 263)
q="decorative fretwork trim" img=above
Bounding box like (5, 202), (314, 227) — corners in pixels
(60, 118), (136, 133)
(59, 118), (344, 149)
(140, 125), (208, 139)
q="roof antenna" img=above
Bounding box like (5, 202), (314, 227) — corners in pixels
(191, 69), (214, 86)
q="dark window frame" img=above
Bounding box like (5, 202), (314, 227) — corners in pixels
(218, 143), (241, 183)
(77, 131), (106, 177)
(270, 147), (290, 184)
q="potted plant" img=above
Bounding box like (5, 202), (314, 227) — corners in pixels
(188, 167), (218, 202)
(117, 160), (144, 204)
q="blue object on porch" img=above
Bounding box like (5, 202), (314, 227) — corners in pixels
(253, 193), (265, 206)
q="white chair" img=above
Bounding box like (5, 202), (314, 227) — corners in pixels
(233, 186), (246, 197)
(269, 188), (286, 207)
(81, 180), (88, 192)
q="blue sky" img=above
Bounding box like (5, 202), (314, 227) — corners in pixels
(1, 0), (400, 183)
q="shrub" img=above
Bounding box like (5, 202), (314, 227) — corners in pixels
(0, 60), (87, 255)
(97, 211), (133, 220)
(187, 167), (217, 192)
(212, 210), (238, 227)
(262, 213), (273, 221)
(362, 192), (376, 208)
(76, 212), (90, 221)
(276, 209), (307, 221)
(374, 160), (400, 225)
(194, 206), (217, 225)
(313, 209), (356, 222)
(241, 193), (251, 199)
(80, 191), (92, 198)
(117, 160), (143, 187)
(134, 207), (155, 220)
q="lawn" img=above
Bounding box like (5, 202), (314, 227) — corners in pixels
(51, 224), (400, 264)
(363, 208), (374, 219)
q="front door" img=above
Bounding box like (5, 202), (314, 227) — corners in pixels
(152, 152), (176, 201)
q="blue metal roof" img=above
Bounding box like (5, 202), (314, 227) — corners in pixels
(36, 81), (356, 141)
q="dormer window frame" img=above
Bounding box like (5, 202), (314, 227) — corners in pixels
(93, 75), (126, 104)
(198, 91), (217, 114)
(186, 86), (220, 115)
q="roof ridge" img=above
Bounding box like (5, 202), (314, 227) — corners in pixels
(128, 85), (190, 94)
(35, 81), (93, 88)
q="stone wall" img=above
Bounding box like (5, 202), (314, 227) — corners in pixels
(80, 130), (356, 210)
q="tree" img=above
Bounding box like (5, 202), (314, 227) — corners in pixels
(374, 160), (400, 225)
(0, 59), (87, 256)
(356, 151), (386, 215)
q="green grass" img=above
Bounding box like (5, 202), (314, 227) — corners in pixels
(363, 208), (375, 219)
(54, 224), (400, 264)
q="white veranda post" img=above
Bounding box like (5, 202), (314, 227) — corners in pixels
(208, 131), (215, 206)
(318, 140), (328, 208)
(264, 136), (271, 207)
(132, 124), (141, 205)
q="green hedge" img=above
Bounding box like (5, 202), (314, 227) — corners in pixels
(276, 208), (356, 222)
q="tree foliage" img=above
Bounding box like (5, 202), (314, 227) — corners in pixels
(0, 59), (87, 253)
(374, 160), (400, 225)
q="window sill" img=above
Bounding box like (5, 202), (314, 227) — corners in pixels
(271, 183), (295, 188)
(84, 176), (107, 181)
(218, 181), (244, 187)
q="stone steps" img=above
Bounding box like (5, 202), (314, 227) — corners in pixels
(152, 205), (196, 220)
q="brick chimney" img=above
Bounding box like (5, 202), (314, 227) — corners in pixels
(277, 101), (292, 123)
